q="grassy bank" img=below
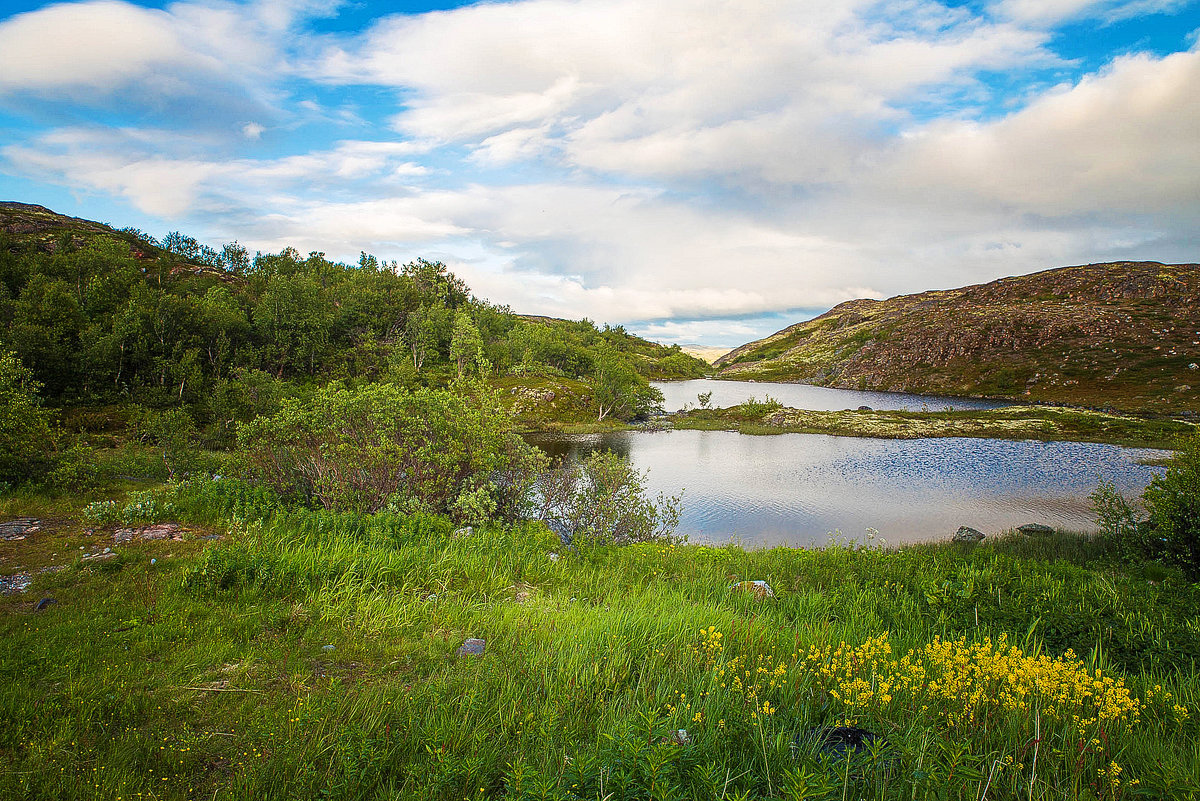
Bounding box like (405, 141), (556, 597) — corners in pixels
(672, 404), (1196, 450)
(2, 480), (1199, 799)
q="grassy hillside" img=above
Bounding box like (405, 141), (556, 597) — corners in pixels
(715, 262), (1200, 414)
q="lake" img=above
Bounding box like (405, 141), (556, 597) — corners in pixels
(652, 378), (1008, 413)
(525, 429), (1167, 548)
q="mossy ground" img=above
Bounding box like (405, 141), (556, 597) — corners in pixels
(1, 478), (1199, 800)
(672, 404), (1195, 450)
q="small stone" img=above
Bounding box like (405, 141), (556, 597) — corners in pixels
(662, 729), (690, 745)
(322, 645), (335, 652)
(857, 405), (872, 411)
(457, 638), (486, 657)
(1190, 363), (1198, 370)
(548, 552), (560, 562)
(452, 526), (474, 538)
(34, 597), (55, 612)
(150, 558), (157, 565)
(1018, 523), (1055, 535)
(953, 526), (985, 543)
(730, 580), (775, 599)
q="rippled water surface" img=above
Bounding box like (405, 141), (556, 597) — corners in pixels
(653, 378), (1009, 413)
(526, 430), (1167, 548)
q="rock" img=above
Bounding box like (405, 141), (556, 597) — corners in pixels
(114, 523), (184, 544)
(34, 597), (55, 612)
(548, 552), (560, 562)
(0, 572), (32, 594)
(731, 579), (775, 599)
(322, 645), (335, 652)
(795, 726), (888, 760)
(0, 518), (40, 540)
(452, 526), (473, 538)
(660, 729), (690, 745)
(857, 405), (872, 411)
(1018, 523), (1055, 535)
(953, 526), (985, 543)
(1190, 363), (1198, 370)
(457, 638), (486, 657)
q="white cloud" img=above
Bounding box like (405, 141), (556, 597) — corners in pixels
(876, 43), (1200, 216)
(242, 122), (266, 139)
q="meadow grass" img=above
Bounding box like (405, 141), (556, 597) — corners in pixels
(1, 479), (1198, 799)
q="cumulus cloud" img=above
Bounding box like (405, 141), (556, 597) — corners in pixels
(1, 0), (1197, 345)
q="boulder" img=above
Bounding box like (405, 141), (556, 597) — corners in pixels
(1018, 523), (1055, 536)
(457, 638), (486, 657)
(730, 579), (775, 599)
(953, 526), (985, 543)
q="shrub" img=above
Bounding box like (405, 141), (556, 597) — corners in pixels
(238, 382), (544, 520)
(1143, 436), (1200, 580)
(535, 449), (681, 547)
(0, 350), (58, 484)
(47, 443), (101, 493)
(132, 407), (202, 479)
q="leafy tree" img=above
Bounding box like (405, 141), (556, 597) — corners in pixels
(0, 350), (58, 484)
(1143, 436), (1200, 579)
(451, 310), (485, 379)
(589, 345), (663, 421)
(535, 450), (680, 547)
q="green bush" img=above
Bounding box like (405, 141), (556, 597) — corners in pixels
(1143, 436), (1200, 580)
(239, 382), (545, 520)
(46, 443), (101, 493)
(0, 350), (58, 484)
(535, 449), (681, 546)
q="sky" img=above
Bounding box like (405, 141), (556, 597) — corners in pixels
(0, 0), (1197, 347)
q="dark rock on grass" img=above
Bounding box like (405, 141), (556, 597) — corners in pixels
(796, 726), (888, 761)
(953, 526), (985, 543)
(34, 597), (55, 612)
(457, 638), (486, 657)
(1018, 523), (1055, 535)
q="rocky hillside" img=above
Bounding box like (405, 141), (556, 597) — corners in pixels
(1, 201), (162, 259)
(715, 262), (1200, 414)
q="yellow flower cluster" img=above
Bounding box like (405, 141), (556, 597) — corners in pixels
(695, 629), (1144, 741)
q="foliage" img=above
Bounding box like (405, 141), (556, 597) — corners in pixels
(535, 449), (681, 546)
(81, 487), (178, 526)
(238, 382), (543, 520)
(0, 349), (58, 483)
(132, 406), (203, 479)
(46, 443), (101, 494)
(1143, 435), (1200, 579)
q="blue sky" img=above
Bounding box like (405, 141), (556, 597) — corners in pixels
(1, 0), (1197, 347)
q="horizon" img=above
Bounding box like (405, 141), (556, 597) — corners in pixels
(0, 0), (1197, 348)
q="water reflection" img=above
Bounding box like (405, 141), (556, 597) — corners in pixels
(524, 430), (1167, 548)
(653, 378), (1009, 413)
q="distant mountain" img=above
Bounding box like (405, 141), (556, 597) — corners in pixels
(0, 201), (165, 259)
(679, 344), (731, 364)
(714, 262), (1200, 414)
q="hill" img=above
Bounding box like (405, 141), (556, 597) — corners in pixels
(715, 261), (1200, 414)
(0, 202), (704, 444)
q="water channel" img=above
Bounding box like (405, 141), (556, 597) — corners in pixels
(527, 382), (1167, 548)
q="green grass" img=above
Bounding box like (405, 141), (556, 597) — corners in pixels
(1, 480), (1199, 799)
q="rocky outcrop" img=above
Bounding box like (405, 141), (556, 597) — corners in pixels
(715, 262), (1200, 414)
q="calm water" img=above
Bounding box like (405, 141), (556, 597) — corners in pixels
(653, 378), (1008, 413)
(525, 429), (1167, 548)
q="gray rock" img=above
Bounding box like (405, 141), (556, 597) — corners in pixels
(0, 572), (32, 594)
(857, 405), (872, 411)
(322, 645), (335, 652)
(34, 597), (55, 612)
(0, 518), (39, 540)
(730, 579), (775, 598)
(953, 526), (985, 543)
(452, 526), (473, 538)
(457, 638), (486, 657)
(1018, 523), (1055, 535)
